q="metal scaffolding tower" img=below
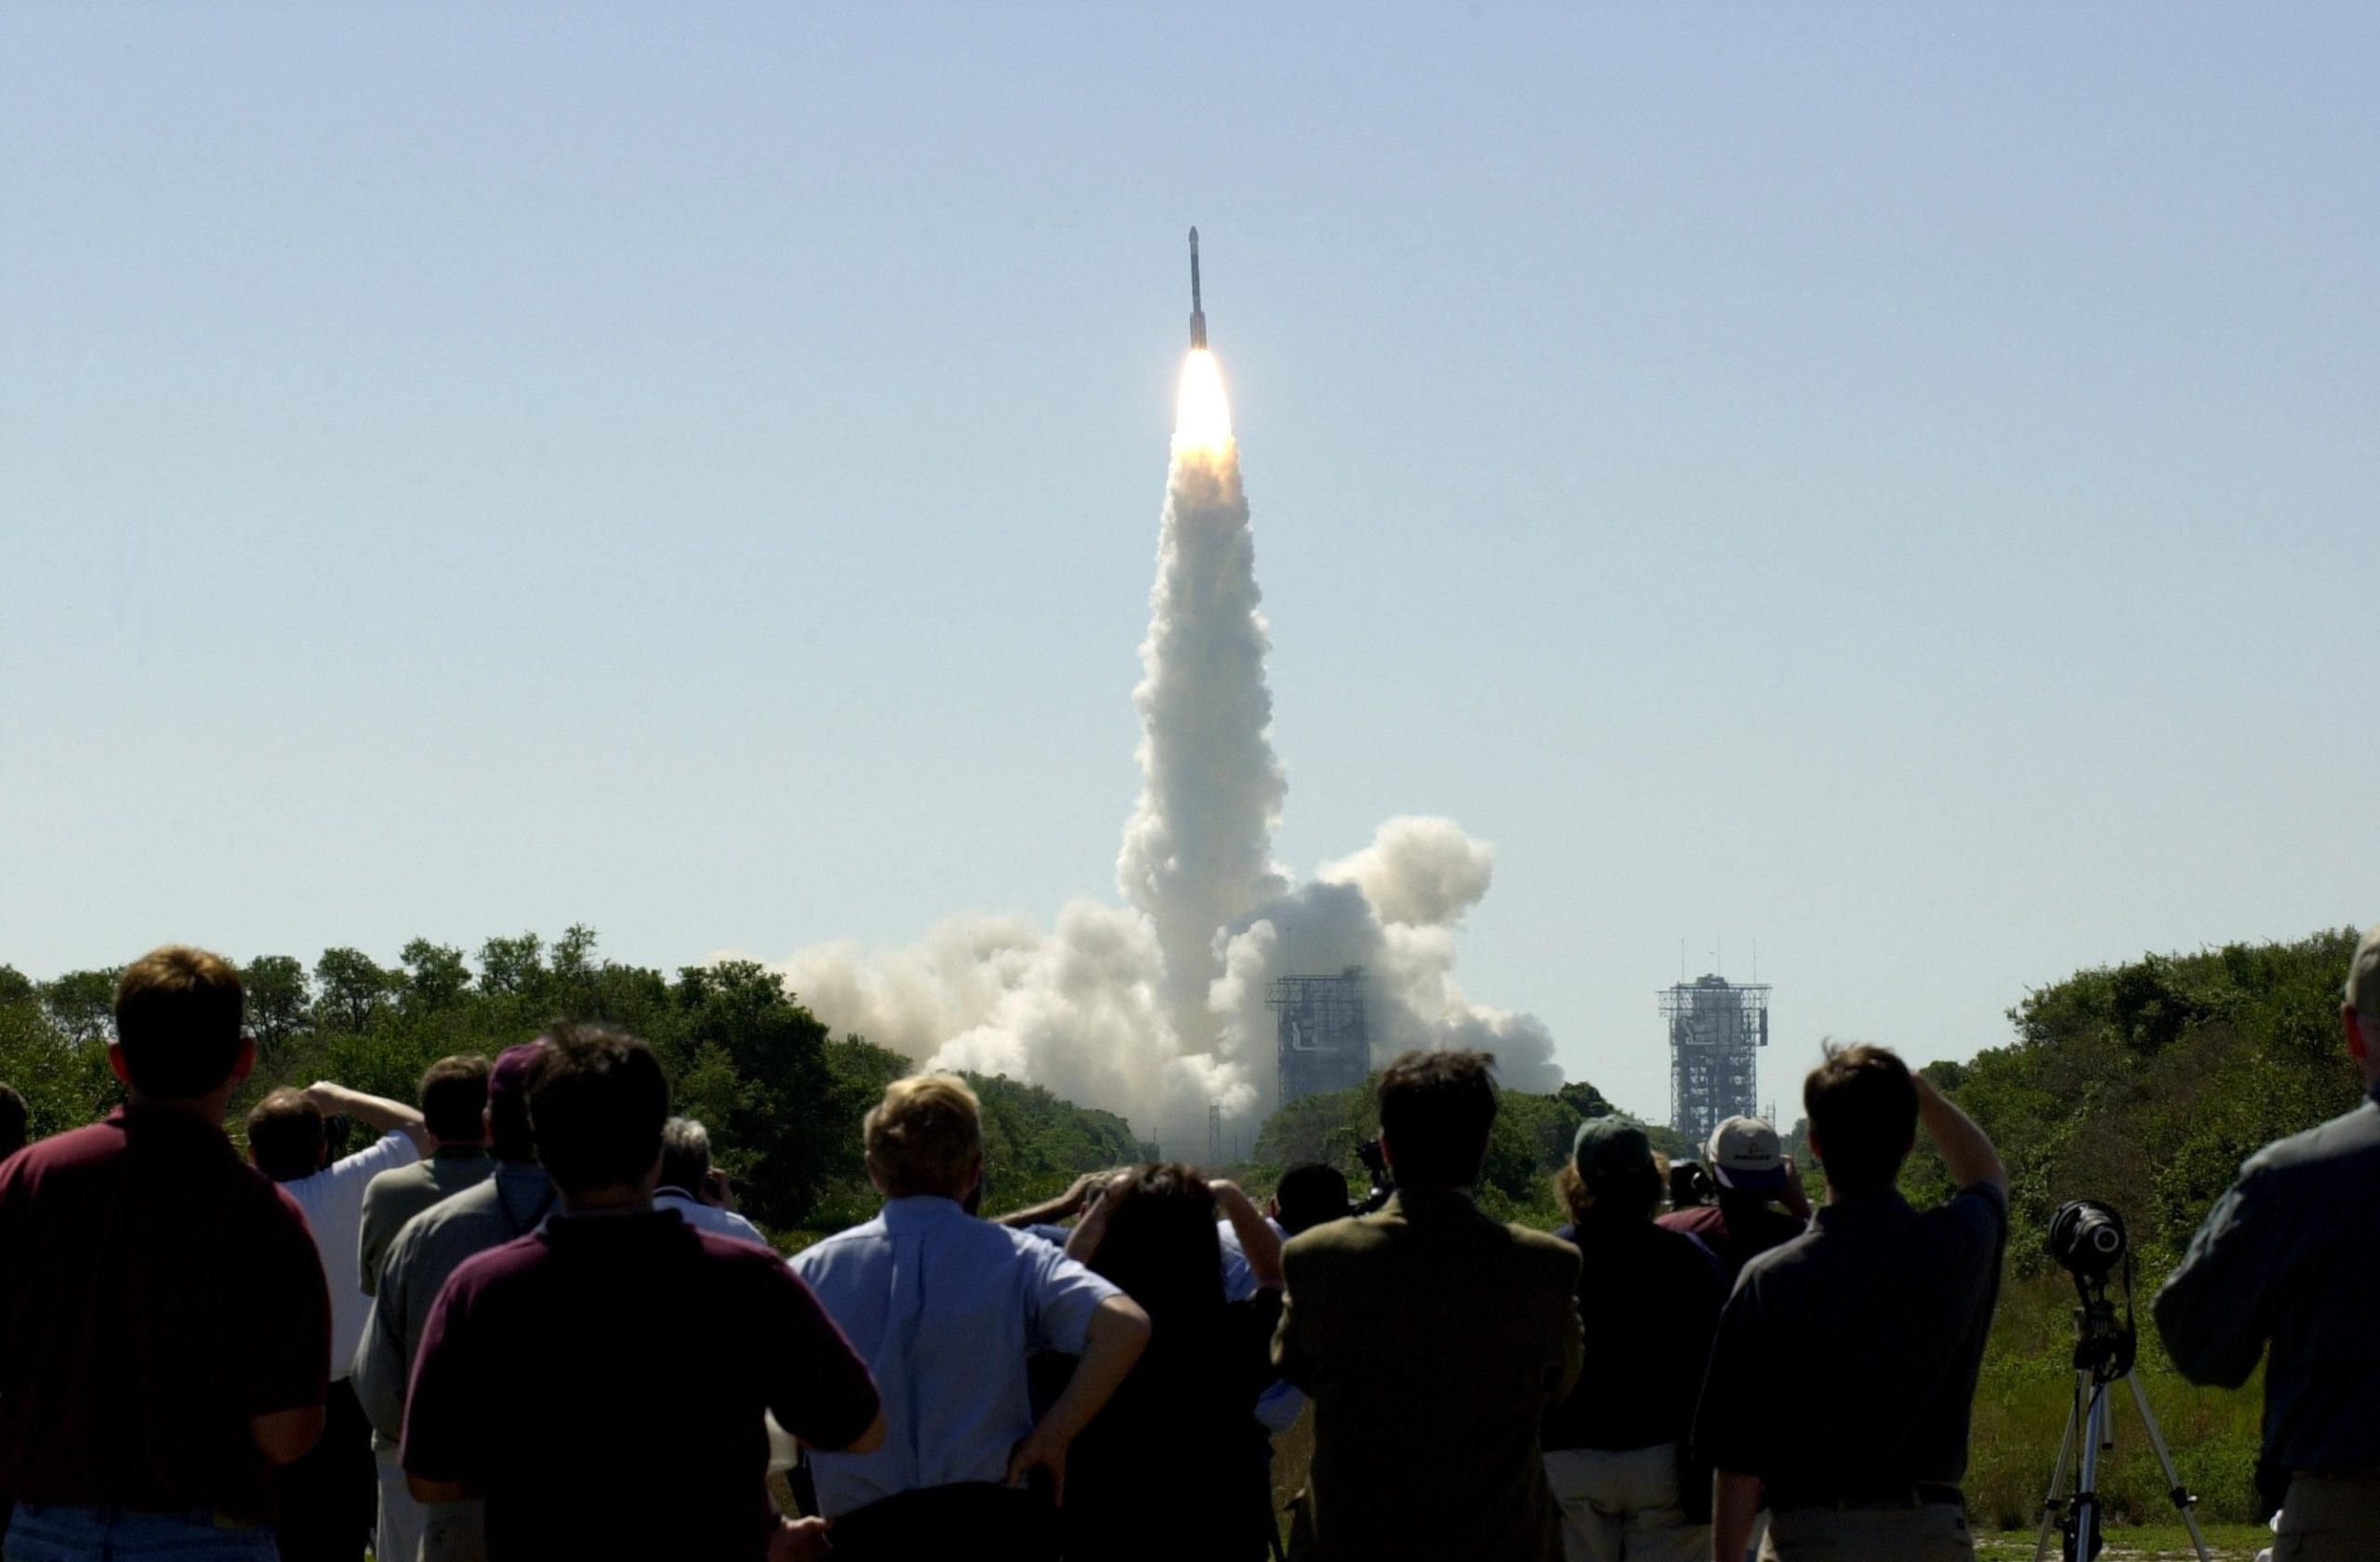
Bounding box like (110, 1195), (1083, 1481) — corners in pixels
(1663, 974), (1770, 1143)
(1270, 968), (1371, 1106)
(1208, 1103), (1224, 1164)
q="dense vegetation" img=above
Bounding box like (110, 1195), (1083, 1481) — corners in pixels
(0, 929), (1138, 1236)
(1919, 927), (2364, 1529)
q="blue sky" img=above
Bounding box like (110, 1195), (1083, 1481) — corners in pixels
(4, 4), (2373, 1121)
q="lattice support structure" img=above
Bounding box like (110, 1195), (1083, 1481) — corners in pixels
(1663, 975), (1771, 1143)
(1270, 968), (1371, 1107)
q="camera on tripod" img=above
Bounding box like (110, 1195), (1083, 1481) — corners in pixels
(2048, 1199), (2127, 1280)
(2031, 1197), (2213, 1562)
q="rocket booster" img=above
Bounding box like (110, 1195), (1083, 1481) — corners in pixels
(1189, 227), (1208, 349)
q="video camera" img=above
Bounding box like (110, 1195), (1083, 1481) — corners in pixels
(2048, 1199), (2127, 1279)
(1352, 1138), (1394, 1215)
(2046, 1198), (2136, 1381)
(1669, 1158), (1717, 1211)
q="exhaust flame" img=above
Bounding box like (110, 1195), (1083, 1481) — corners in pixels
(1172, 348), (1233, 456)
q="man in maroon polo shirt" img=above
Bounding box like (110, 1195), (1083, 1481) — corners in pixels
(402, 1025), (884, 1562)
(0, 946), (331, 1562)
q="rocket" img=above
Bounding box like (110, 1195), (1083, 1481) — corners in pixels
(1188, 227), (1208, 349)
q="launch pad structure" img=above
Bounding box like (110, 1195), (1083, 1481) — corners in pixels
(1664, 974), (1770, 1143)
(1271, 969), (1371, 1107)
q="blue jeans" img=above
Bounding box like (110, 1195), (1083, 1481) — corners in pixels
(3, 1504), (280, 1562)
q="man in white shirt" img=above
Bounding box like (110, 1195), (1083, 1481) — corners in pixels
(248, 1080), (430, 1562)
(652, 1116), (771, 1249)
(790, 1075), (1149, 1561)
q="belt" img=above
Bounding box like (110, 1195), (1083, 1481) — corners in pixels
(1769, 1481), (1964, 1513)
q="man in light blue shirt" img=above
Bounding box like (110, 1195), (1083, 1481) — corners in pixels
(790, 1075), (1150, 1561)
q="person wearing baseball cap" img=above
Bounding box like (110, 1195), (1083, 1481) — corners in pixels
(1542, 1119), (1725, 1562)
(353, 1039), (558, 1562)
(1657, 1116), (1811, 1291)
(2157, 925), (2380, 1561)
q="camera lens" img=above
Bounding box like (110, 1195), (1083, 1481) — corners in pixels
(2050, 1199), (2127, 1277)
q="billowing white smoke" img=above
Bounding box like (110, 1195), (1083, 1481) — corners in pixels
(1117, 427), (1289, 1054)
(767, 357), (1559, 1146)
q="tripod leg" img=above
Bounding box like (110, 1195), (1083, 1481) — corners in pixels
(2073, 1383), (2110, 1562)
(2123, 1373), (2215, 1562)
(2035, 1371), (2087, 1562)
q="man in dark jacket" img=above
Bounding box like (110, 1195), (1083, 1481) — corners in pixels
(1273, 1050), (1582, 1562)
(2156, 923), (2380, 1561)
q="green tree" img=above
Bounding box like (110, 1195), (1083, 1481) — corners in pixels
(0, 990), (118, 1134)
(668, 961), (841, 1228)
(39, 969), (121, 1044)
(314, 948), (396, 1032)
(241, 955), (312, 1054)
(399, 940), (471, 1013)
(0, 966), (34, 1004)
(476, 933), (547, 999)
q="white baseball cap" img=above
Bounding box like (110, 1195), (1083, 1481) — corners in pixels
(1706, 1115), (1787, 1194)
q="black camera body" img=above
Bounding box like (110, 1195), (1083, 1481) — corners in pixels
(1352, 1138), (1393, 1215)
(2048, 1199), (2127, 1279)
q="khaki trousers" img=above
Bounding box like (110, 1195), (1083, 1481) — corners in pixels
(2275, 1471), (2380, 1562)
(1766, 1502), (1973, 1562)
(1542, 1444), (1709, 1562)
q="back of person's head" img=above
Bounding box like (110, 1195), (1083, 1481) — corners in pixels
(1086, 1162), (1224, 1327)
(2348, 924), (2380, 1029)
(0, 1084), (28, 1158)
(864, 1074), (984, 1199)
(659, 1116), (712, 1194)
(1274, 1161), (1353, 1235)
(1804, 1043), (1918, 1197)
(1707, 1115), (1787, 1200)
(419, 1054), (492, 1145)
(487, 1040), (547, 1163)
(1376, 1049), (1498, 1192)
(114, 946), (247, 1101)
(1567, 1118), (1660, 1221)
(246, 1087), (326, 1183)
(526, 1026), (669, 1196)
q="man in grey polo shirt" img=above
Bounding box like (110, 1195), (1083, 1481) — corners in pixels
(1695, 1044), (2007, 1562)
(352, 1042), (556, 1562)
(2156, 924), (2380, 1562)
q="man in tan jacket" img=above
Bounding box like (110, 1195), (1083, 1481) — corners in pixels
(1274, 1050), (1583, 1562)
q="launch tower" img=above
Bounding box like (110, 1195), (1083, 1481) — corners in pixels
(1271, 969), (1370, 1106)
(1663, 974), (1770, 1142)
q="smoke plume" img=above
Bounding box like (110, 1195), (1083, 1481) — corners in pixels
(767, 353), (1559, 1145)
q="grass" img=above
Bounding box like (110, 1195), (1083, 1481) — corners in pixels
(1976, 1522), (2271, 1559)
(1964, 1273), (2264, 1531)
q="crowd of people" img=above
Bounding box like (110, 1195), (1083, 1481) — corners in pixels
(0, 929), (2372, 1562)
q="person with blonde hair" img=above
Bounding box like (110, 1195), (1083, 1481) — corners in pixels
(790, 1074), (1150, 1561)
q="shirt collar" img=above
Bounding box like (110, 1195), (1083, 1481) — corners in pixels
(432, 1145), (492, 1163)
(112, 1101), (236, 1149)
(1815, 1186), (1913, 1228)
(1382, 1187), (1484, 1222)
(879, 1194), (970, 1229)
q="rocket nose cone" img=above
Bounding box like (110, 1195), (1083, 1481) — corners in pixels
(1189, 226), (1198, 245)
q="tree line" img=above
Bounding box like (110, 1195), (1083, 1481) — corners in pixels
(0, 928), (1136, 1237)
